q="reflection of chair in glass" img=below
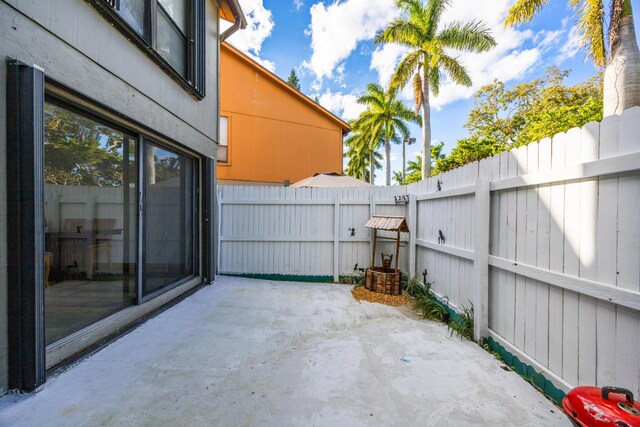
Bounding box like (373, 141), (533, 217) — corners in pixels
(89, 218), (117, 279)
(44, 252), (53, 287)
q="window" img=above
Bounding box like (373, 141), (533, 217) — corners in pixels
(41, 96), (200, 344)
(156, 1), (187, 77)
(43, 100), (137, 345)
(143, 142), (197, 297)
(118, 0), (147, 37)
(95, 0), (206, 98)
(217, 116), (228, 163)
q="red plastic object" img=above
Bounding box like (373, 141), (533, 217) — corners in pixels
(562, 386), (640, 427)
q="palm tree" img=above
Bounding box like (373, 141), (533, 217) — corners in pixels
(343, 126), (382, 183)
(393, 170), (405, 185)
(405, 153), (423, 183)
(376, 0), (496, 179)
(505, 0), (639, 116)
(355, 83), (420, 185)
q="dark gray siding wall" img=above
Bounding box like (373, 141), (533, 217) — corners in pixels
(0, 0), (220, 394)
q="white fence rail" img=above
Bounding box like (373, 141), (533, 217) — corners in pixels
(218, 106), (640, 399)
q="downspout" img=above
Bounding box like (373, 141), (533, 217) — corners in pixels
(220, 0), (247, 42)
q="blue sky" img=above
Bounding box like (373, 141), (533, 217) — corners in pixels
(224, 0), (638, 185)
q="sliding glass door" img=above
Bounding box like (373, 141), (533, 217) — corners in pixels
(142, 142), (197, 297)
(43, 100), (137, 345)
(43, 99), (199, 345)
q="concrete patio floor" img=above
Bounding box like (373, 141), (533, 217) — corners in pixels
(0, 276), (569, 426)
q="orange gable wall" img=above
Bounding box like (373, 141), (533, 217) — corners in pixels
(217, 44), (347, 184)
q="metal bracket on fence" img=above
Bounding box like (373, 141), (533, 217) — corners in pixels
(348, 227), (356, 237)
(422, 268), (428, 285)
(436, 180), (442, 192)
(438, 230), (446, 244)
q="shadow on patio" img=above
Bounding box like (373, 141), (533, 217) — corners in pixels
(0, 276), (568, 426)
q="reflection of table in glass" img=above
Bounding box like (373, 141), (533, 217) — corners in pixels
(46, 229), (122, 279)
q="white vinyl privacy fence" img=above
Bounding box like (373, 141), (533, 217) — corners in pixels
(218, 106), (640, 399)
(217, 186), (409, 280)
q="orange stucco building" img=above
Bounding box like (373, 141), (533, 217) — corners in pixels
(217, 42), (350, 185)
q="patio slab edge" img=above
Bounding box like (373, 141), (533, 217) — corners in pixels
(487, 336), (566, 406)
(220, 273), (334, 283)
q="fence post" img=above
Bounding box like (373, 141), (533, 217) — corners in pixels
(333, 197), (340, 282)
(369, 196), (375, 269)
(474, 178), (490, 342)
(217, 191), (222, 276)
(408, 194), (417, 277)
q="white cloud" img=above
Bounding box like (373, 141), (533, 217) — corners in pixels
(318, 91), (366, 121)
(293, 0), (304, 11)
(222, 0), (275, 70)
(556, 24), (582, 63)
(304, 0), (398, 85)
(244, 52), (276, 72)
(370, 44), (409, 87)
(535, 29), (564, 49)
(334, 64), (347, 87)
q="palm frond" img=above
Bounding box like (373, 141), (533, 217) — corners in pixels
(504, 0), (550, 27)
(390, 49), (422, 93)
(393, 118), (411, 139)
(425, 0), (451, 37)
(407, 153), (422, 174)
(375, 19), (423, 46)
(429, 66), (441, 96)
(438, 20), (497, 52)
(575, 0), (606, 67)
(439, 54), (472, 87)
(395, 0), (424, 17)
(357, 94), (385, 109)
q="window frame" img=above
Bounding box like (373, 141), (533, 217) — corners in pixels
(42, 95), (140, 345)
(217, 115), (230, 164)
(86, 0), (206, 99)
(139, 138), (201, 303)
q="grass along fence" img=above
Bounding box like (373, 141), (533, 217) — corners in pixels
(217, 106), (640, 401)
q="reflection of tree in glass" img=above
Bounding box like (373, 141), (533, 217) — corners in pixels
(44, 104), (125, 187)
(153, 154), (181, 183)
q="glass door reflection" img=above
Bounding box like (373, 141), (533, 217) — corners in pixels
(143, 142), (195, 297)
(44, 101), (137, 345)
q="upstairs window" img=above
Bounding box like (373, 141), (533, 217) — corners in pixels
(156, 0), (188, 76)
(94, 0), (206, 98)
(217, 116), (228, 163)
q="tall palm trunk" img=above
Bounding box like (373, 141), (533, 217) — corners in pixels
(384, 136), (391, 186)
(604, 0), (640, 116)
(421, 61), (431, 179)
(145, 146), (156, 184)
(369, 151), (374, 184)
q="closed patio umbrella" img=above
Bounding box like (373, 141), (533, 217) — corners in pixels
(290, 172), (373, 188)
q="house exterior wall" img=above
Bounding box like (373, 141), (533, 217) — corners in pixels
(218, 45), (346, 185)
(0, 0), (222, 394)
